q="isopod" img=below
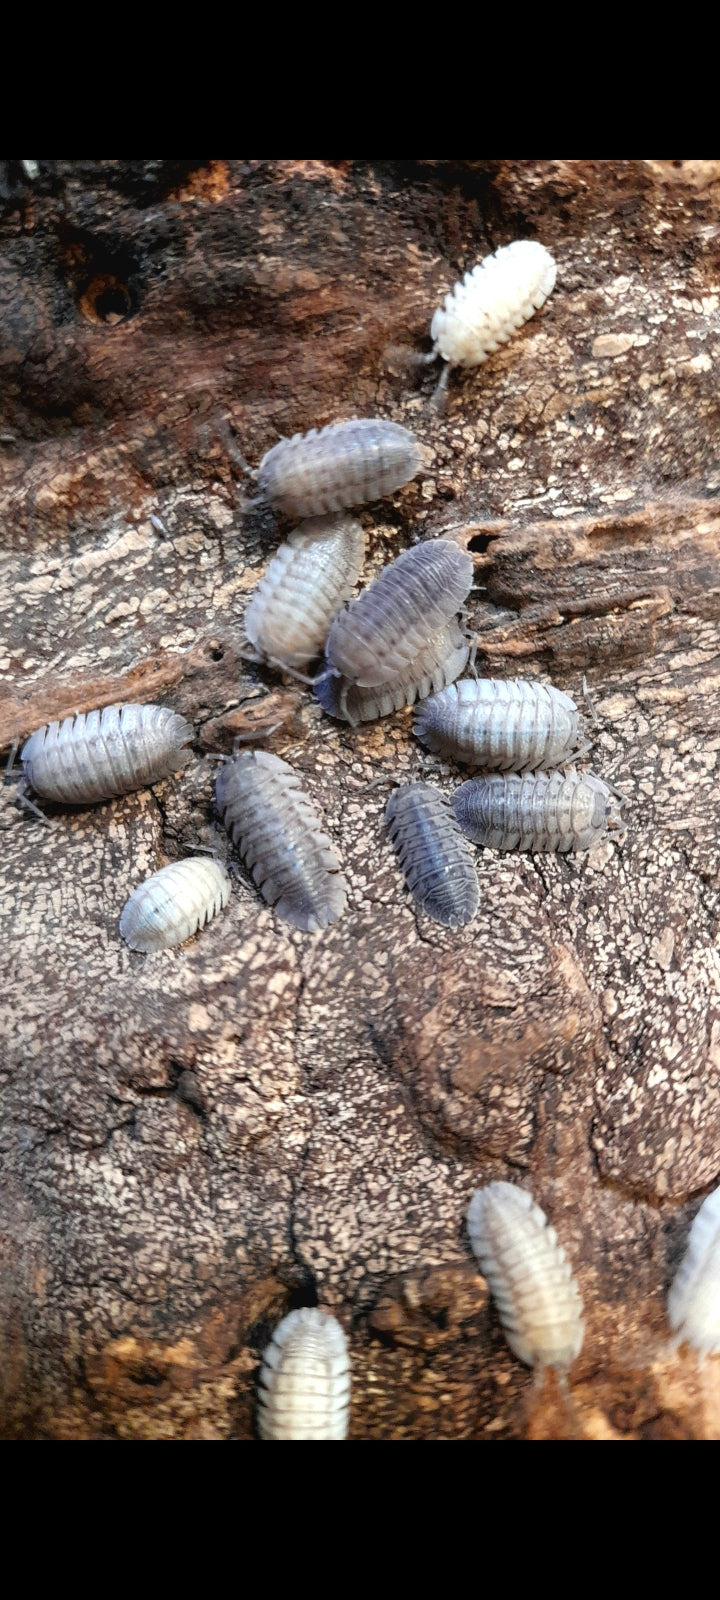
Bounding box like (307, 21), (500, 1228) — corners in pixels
(385, 782), (479, 928)
(667, 1185), (720, 1358)
(326, 539), (473, 689)
(215, 749), (346, 932)
(243, 512), (365, 670)
(257, 418), (422, 520)
(452, 770), (620, 853)
(414, 678), (585, 770)
(430, 240), (557, 374)
(119, 857), (232, 952)
(316, 620), (469, 725)
(19, 703), (193, 806)
(466, 1182), (584, 1372)
(257, 1307), (351, 1440)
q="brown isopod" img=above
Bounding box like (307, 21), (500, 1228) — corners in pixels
(315, 620), (469, 725)
(257, 418), (422, 519)
(215, 749), (346, 932)
(326, 539), (474, 690)
(243, 512), (365, 671)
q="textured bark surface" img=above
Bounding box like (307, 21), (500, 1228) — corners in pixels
(3, 159), (720, 1438)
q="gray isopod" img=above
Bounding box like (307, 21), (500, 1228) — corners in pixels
(215, 749), (346, 932)
(326, 539), (474, 689)
(257, 418), (422, 520)
(452, 770), (620, 853)
(667, 1185), (720, 1359)
(385, 782), (479, 928)
(257, 1307), (351, 1440)
(414, 678), (586, 770)
(243, 513), (365, 670)
(19, 703), (193, 805)
(315, 620), (469, 725)
(119, 857), (232, 953)
(467, 1182), (584, 1372)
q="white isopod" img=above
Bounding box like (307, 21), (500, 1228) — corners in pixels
(243, 513), (365, 670)
(119, 857), (232, 952)
(257, 1307), (351, 1440)
(667, 1185), (720, 1359)
(414, 678), (586, 771)
(466, 1182), (584, 1372)
(428, 240), (557, 402)
(19, 703), (193, 806)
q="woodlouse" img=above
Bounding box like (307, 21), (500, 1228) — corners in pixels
(215, 749), (346, 932)
(385, 782), (479, 928)
(257, 1307), (351, 1440)
(667, 1186), (720, 1358)
(19, 704), (193, 806)
(452, 771), (620, 853)
(431, 240), (557, 373)
(257, 418), (422, 520)
(413, 678), (585, 771)
(315, 620), (469, 725)
(119, 857), (231, 953)
(243, 513), (365, 670)
(326, 539), (474, 689)
(467, 1182), (584, 1372)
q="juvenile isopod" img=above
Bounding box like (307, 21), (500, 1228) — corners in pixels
(19, 703), (193, 806)
(216, 749), (346, 932)
(467, 1182), (584, 1372)
(243, 513), (365, 670)
(316, 620), (469, 725)
(257, 418), (422, 520)
(257, 1307), (351, 1440)
(119, 857), (232, 952)
(385, 782), (479, 928)
(414, 678), (585, 771)
(429, 240), (557, 400)
(667, 1185), (720, 1358)
(452, 770), (621, 854)
(326, 539), (473, 689)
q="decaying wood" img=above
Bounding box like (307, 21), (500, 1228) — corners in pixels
(3, 159), (720, 1439)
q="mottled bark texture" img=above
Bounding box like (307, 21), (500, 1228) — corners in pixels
(3, 159), (720, 1439)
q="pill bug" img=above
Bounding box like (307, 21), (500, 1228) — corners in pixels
(326, 539), (473, 690)
(385, 782), (479, 928)
(119, 857), (232, 953)
(430, 240), (557, 373)
(257, 1307), (351, 1440)
(20, 703), (193, 805)
(215, 749), (346, 932)
(243, 513), (365, 670)
(257, 418), (422, 520)
(467, 1182), (584, 1372)
(452, 770), (620, 854)
(316, 620), (469, 725)
(667, 1186), (720, 1358)
(414, 678), (585, 771)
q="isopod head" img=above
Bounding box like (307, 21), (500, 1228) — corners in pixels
(257, 1307), (351, 1440)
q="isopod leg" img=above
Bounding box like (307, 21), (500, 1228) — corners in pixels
(431, 362), (451, 411)
(4, 739), (19, 781)
(15, 779), (50, 825)
(581, 674), (600, 725)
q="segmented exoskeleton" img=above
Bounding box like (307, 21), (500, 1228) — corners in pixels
(452, 770), (620, 853)
(414, 679), (585, 771)
(257, 1308), (351, 1440)
(257, 418), (422, 519)
(119, 857), (231, 952)
(466, 1182), (584, 1372)
(385, 782), (479, 928)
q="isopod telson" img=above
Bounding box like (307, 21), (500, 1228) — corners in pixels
(119, 858), (232, 952)
(385, 782), (479, 928)
(326, 539), (473, 689)
(19, 704), (193, 805)
(215, 749), (346, 932)
(315, 620), (469, 725)
(667, 1185), (720, 1358)
(257, 418), (422, 519)
(452, 771), (620, 853)
(257, 1307), (351, 1440)
(413, 678), (585, 771)
(243, 513), (365, 670)
(466, 1182), (584, 1372)
(430, 240), (557, 373)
